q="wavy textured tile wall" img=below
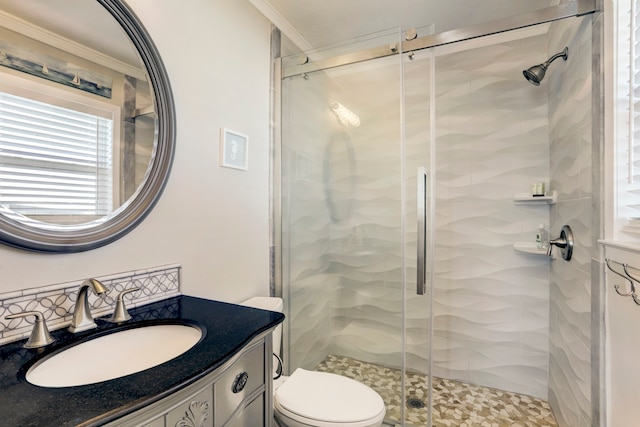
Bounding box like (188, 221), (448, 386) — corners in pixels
(281, 72), (338, 371)
(419, 35), (552, 398)
(283, 23), (590, 406)
(547, 15), (593, 427)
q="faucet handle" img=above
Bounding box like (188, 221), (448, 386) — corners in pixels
(106, 287), (140, 323)
(546, 225), (574, 260)
(5, 311), (55, 348)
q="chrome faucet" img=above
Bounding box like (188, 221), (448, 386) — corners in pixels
(68, 278), (108, 333)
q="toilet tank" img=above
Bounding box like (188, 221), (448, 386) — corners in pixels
(240, 297), (283, 375)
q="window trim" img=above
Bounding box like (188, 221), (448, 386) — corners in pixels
(607, 0), (640, 244)
(0, 68), (122, 221)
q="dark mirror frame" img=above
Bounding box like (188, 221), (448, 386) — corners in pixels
(0, 0), (175, 253)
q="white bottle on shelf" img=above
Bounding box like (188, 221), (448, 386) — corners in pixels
(536, 224), (548, 249)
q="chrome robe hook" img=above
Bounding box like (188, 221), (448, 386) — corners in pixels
(605, 258), (640, 305)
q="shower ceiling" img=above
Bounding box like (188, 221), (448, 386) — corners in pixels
(249, 0), (556, 51)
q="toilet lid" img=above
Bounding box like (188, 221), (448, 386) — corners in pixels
(275, 368), (385, 424)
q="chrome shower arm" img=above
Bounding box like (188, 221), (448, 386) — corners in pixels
(544, 47), (569, 66)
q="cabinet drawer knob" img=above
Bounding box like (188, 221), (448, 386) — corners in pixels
(232, 371), (249, 393)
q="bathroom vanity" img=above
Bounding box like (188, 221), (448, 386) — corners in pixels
(110, 334), (267, 427)
(0, 295), (284, 426)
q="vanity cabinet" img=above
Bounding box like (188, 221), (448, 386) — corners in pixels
(0, 296), (284, 427)
(108, 333), (272, 427)
(163, 388), (213, 427)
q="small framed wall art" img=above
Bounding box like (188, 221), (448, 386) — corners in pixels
(220, 128), (248, 170)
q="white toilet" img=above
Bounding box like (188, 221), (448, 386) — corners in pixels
(241, 297), (386, 427)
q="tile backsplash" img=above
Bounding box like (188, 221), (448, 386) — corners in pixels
(0, 264), (181, 345)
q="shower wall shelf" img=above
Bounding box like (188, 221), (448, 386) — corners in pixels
(513, 242), (554, 258)
(513, 191), (557, 205)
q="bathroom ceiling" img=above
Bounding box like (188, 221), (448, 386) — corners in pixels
(2, 1), (556, 62)
(250, 0), (556, 52)
(0, 0), (140, 66)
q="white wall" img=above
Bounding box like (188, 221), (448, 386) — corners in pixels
(603, 245), (636, 427)
(0, 0), (272, 304)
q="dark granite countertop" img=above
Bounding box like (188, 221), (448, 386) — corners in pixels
(0, 295), (284, 426)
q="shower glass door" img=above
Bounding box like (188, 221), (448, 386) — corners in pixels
(280, 29), (433, 425)
(401, 46), (435, 426)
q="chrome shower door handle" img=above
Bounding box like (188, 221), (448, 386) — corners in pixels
(417, 167), (427, 295)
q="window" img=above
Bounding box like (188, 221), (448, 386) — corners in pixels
(0, 88), (116, 219)
(614, 0), (640, 238)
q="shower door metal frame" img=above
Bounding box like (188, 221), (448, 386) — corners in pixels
(280, 2), (596, 79)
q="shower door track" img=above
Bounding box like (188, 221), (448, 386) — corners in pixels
(281, 1), (595, 78)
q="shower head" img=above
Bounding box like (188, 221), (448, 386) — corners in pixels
(523, 47), (568, 86)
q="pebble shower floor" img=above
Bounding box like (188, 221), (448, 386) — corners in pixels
(315, 354), (558, 427)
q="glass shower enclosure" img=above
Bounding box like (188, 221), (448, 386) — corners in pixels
(280, 28), (435, 425)
(277, 3), (594, 425)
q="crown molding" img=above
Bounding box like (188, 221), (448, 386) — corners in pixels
(0, 10), (145, 80)
(248, 0), (314, 52)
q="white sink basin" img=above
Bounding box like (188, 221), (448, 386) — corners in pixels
(27, 324), (203, 387)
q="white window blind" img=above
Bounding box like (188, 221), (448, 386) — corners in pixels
(615, 0), (640, 236)
(0, 92), (113, 216)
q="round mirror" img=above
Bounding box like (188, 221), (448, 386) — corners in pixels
(0, 0), (175, 252)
